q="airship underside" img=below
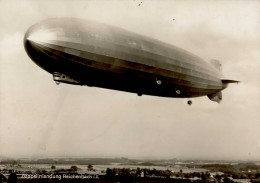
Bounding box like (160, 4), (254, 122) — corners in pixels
(24, 18), (238, 104)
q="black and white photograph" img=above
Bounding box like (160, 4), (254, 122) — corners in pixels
(0, 0), (260, 182)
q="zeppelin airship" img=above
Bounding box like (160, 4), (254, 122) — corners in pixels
(24, 18), (238, 105)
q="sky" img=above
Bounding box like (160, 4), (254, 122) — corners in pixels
(0, 0), (260, 161)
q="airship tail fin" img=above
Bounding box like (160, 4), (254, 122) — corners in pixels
(221, 79), (240, 84)
(210, 59), (222, 71)
(208, 91), (222, 103)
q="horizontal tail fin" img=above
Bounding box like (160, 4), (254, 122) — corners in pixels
(222, 79), (240, 84)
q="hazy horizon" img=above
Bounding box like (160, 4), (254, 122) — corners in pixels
(1, 155), (259, 163)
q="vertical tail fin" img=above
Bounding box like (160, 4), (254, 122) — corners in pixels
(208, 91), (222, 103)
(210, 59), (222, 71)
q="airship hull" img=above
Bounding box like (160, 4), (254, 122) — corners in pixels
(24, 18), (224, 98)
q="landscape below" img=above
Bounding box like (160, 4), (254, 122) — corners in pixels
(0, 158), (260, 183)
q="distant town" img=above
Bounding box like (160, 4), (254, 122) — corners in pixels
(0, 157), (259, 183)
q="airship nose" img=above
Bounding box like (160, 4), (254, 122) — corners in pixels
(23, 23), (59, 73)
(24, 24), (57, 54)
(23, 27), (32, 56)
(24, 25), (38, 64)
(23, 24), (42, 59)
